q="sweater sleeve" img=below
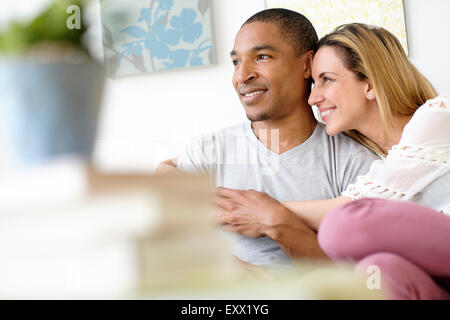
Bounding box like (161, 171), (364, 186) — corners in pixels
(342, 95), (450, 208)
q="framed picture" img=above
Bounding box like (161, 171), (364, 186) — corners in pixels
(100, 0), (215, 77)
(265, 0), (408, 55)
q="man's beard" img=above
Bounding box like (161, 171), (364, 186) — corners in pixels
(246, 112), (271, 122)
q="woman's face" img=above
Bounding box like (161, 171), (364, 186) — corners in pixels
(308, 46), (374, 136)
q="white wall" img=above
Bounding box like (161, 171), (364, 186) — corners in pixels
(2, 1), (449, 172)
(404, 0), (450, 94)
(92, 0), (266, 172)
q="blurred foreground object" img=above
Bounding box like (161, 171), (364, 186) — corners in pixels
(0, 158), (385, 299)
(0, 0), (87, 55)
(0, 158), (236, 298)
(0, 0), (104, 168)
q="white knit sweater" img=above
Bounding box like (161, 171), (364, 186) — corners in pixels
(342, 95), (450, 215)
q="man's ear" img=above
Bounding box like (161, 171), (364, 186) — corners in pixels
(365, 83), (376, 100)
(302, 50), (314, 79)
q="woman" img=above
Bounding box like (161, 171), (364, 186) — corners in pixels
(291, 23), (450, 300)
(218, 23), (450, 299)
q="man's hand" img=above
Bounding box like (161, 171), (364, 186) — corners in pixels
(214, 187), (330, 260)
(214, 187), (293, 238)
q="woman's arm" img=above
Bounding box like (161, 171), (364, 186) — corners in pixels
(282, 196), (351, 231)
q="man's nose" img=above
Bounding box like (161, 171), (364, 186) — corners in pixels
(235, 61), (257, 84)
(308, 84), (323, 106)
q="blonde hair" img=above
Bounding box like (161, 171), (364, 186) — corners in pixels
(316, 23), (438, 156)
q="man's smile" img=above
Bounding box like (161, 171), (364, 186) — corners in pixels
(240, 88), (268, 105)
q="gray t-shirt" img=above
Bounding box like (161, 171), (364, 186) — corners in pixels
(177, 122), (379, 270)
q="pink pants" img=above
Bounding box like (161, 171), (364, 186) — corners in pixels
(318, 198), (450, 300)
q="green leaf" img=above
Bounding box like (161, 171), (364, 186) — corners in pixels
(0, 0), (89, 54)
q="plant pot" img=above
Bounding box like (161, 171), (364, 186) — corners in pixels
(0, 57), (104, 167)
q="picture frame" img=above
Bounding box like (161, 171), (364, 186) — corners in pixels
(100, 0), (215, 77)
(265, 0), (409, 55)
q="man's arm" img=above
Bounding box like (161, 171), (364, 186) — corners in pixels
(154, 157), (181, 175)
(214, 188), (330, 260)
(266, 209), (330, 260)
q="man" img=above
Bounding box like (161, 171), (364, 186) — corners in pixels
(156, 9), (378, 271)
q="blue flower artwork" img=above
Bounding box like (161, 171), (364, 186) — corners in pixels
(100, 0), (214, 77)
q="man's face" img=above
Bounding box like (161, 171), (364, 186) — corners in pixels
(231, 22), (310, 122)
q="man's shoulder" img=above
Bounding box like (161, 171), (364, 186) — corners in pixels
(182, 122), (251, 157)
(195, 122), (250, 141)
(318, 125), (379, 159)
(215, 122), (250, 135)
(328, 131), (362, 148)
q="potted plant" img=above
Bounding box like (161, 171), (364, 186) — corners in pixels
(0, 0), (104, 168)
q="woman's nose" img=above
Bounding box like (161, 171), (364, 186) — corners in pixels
(308, 84), (323, 106)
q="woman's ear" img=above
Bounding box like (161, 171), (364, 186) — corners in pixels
(365, 83), (376, 100)
(303, 50), (314, 79)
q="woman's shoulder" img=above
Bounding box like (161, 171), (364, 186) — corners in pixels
(399, 95), (450, 146)
(415, 95), (450, 114)
(391, 95), (449, 167)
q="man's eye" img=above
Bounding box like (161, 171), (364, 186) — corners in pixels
(232, 59), (240, 66)
(257, 54), (270, 60)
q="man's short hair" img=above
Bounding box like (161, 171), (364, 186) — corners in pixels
(243, 8), (318, 57)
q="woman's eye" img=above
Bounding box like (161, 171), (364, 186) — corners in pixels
(322, 77), (334, 85)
